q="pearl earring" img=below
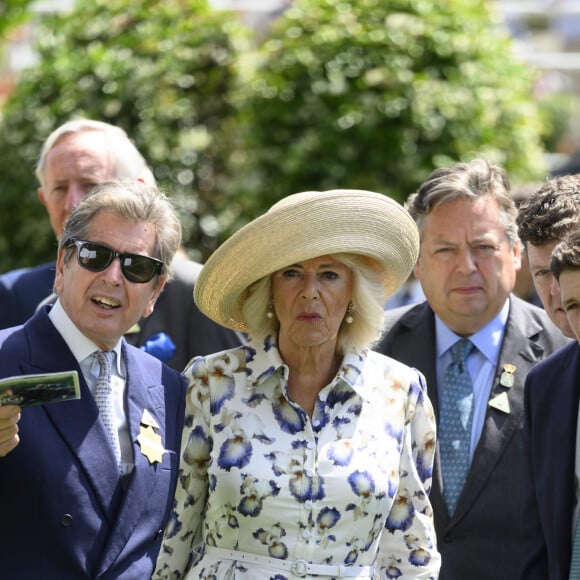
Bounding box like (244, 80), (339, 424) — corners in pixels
(266, 300), (274, 319)
(345, 303), (354, 324)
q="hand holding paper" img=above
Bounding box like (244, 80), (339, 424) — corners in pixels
(0, 404), (21, 457)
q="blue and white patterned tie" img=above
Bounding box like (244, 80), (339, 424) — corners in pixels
(94, 350), (121, 472)
(439, 338), (475, 515)
(570, 514), (580, 579)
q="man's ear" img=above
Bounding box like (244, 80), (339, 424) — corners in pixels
(54, 246), (67, 295)
(142, 276), (167, 319)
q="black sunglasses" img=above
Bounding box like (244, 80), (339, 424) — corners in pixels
(66, 239), (164, 284)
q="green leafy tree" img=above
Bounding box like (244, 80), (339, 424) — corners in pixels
(0, 0), (247, 271)
(0, 0), (32, 39)
(0, 0), (552, 273)
(229, 0), (548, 222)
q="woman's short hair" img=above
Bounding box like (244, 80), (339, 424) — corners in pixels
(242, 252), (386, 354)
(59, 179), (181, 284)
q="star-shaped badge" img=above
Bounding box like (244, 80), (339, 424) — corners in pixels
(137, 409), (164, 464)
(137, 425), (164, 464)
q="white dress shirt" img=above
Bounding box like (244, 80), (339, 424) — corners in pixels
(48, 299), (134, 475)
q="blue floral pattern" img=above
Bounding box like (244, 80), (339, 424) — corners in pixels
(154, 335), (440, 579)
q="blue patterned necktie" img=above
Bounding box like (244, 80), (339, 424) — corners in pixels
(440, 338), (475, 515)
(570, 515), (580, 578)
(94, 350), (121, 472)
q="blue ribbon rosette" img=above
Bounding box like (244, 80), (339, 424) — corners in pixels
(140, 332), (176, 362)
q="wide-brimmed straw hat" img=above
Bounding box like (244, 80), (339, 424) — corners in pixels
(194, 189), (419, 332)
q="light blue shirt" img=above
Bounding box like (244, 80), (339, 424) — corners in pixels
(435, 299), (509, 464)
(48, 300), (133, 474)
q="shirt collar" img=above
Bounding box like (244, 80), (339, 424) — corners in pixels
(245, 334), (370, 400)
(435, 298), (509, 363)
(48, 299), (124, 373)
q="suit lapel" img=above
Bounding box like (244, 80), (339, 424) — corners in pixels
(24, 310), (124, 519)
(388, 304), (439, 414)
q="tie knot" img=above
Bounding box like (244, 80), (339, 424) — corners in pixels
(451, 339), (474, 365)
(94, 350), (114, 375)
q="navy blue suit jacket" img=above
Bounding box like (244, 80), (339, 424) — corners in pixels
(521, 340), (580, 580)
(0, 307), (187, 579)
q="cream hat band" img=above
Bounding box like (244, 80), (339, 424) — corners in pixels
(194, 189), (420, 332)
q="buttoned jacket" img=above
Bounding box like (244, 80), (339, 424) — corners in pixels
(0, 307), (187, 579)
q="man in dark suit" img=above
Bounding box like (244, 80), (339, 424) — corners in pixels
(375, 158), (569, 580)
(521, 229), (580, 580)
(0, 119), (241, 370)
(0, 180), (188, 578)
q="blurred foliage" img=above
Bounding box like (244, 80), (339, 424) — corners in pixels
(0, 0), (247, 271)
(228, 0), (548, 224)
(0, 0), (32, 38)
(537, 91), (576, 153)
(0, 0), (551, 272)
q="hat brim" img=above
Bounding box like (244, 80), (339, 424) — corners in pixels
(194, 189), (419, 331)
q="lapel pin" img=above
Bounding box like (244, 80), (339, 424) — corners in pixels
(500, 363), (516, 388)
(489, 392), (510, 414)
(141, 408), (160, 429)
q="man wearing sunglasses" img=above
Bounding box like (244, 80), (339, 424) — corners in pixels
(0, 180), (188, 579)
(0, 118), (242, 370)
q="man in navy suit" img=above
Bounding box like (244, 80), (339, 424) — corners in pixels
(0, 180), (187, 578)
(0, 119), (241, 370)
(518, 184), (580, 580)
(375, 159), (569, 579)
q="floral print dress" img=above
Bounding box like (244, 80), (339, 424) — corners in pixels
(154, 335), (440, 579)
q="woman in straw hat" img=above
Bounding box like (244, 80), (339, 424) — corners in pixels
(154, 189), (440, 579)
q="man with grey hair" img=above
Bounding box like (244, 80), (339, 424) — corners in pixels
(374, 158), (568, 579)
(0, 119), (241, 369)
(0, 181), (187, 578)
